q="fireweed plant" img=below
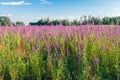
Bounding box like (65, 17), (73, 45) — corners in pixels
(0, 25), (119, 80)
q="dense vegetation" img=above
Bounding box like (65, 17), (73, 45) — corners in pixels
(30, 16), (120, 26)
(0, 16), (12, 26)
(1, 16), (120, 26)
(0, 26), (119, 80)
(0, 16), (25, 26)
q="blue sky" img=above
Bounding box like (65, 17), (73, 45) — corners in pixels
(0, 0), (120, 24)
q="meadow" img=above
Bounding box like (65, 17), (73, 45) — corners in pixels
(0, 25), (119, 80)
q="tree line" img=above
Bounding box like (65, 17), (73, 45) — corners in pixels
(1, 16), (120, 26)
(0, 16), (25, 26)
(29, 16), (120, 26)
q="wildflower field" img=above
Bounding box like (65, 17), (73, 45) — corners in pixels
(0, 25), (119, 80)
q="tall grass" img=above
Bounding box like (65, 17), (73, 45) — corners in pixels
(0, 25), (119, 80)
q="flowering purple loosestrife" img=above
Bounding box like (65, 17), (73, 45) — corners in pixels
(94, 57), (99, 64)
(0, 25), (119, 79)
(32, 46), (36, 52)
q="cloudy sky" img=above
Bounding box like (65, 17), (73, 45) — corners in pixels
(0, 0), (120, 24)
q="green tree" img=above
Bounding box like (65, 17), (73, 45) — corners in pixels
(15, 21), (25, 26)
(102, 17), (110, 25)
(62, 19), (70, 26)
(71, 19), (80, 26)
(52, 19), (60, 25)
(0, 16), (12, 26)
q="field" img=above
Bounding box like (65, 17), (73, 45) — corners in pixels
(0, 25), (120, 80)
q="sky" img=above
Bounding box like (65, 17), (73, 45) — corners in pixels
(0, 0), (120, 24)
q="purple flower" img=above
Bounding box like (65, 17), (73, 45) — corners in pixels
(32, 46), (36, 52)
(49, 32), (53, 38)
(94, 57), (99, 64)
(110, 36), (114, 43)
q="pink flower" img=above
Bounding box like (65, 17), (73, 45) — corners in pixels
(94, 57), (99, 64)
(32, 46), (36, 52)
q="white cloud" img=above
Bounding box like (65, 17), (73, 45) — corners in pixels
(40, 0), (52, 4)
(0, 1), (31, 6)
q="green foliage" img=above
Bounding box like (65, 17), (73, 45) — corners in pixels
(71, 19), (80, 26)
(52, 19), (60, 25)
(15, 21), (25, 26)
(62, 19), (70, 26)
(29, 16), (120, 26)
(0, 16), (12, 26)
(0, 26), (119, 80)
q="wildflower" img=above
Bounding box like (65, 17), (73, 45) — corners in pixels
(32, 46), (36, 52)
(49, 32), (53, 39)
(94, 57), (99, 64)
(110, 36), (114, 43)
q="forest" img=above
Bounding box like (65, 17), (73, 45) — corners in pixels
(1, 16), (120, 26)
